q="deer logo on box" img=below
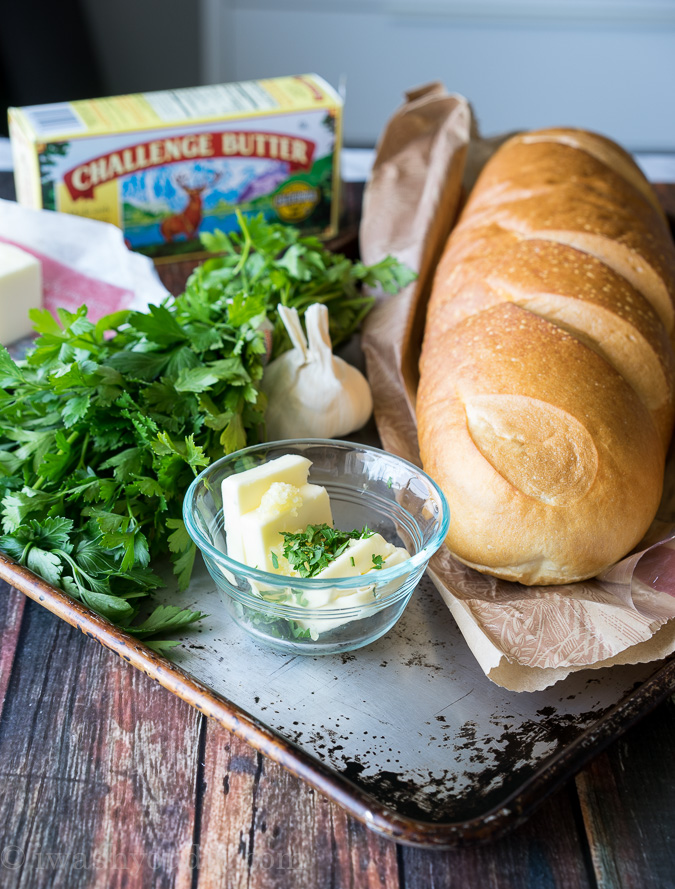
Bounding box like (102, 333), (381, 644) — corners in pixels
(160, 172), (221, 242)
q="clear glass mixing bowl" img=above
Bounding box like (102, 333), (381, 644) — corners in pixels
(183, 439), (450, 655)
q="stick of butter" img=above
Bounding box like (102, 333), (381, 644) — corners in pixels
(240, 481), (333, 572)
(221, 454), (332, 568)
(0, 243), (42, 345)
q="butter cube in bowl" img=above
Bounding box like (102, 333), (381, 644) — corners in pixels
(183, 440), (450, 655)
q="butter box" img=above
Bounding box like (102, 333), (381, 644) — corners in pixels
(8, 74), (342, 260)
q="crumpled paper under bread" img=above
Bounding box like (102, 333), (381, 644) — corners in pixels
(360, 83), (675, 692)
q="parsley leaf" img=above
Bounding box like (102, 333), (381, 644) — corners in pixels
(123, 604), (206, 638)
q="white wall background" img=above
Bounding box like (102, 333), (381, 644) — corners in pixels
(201, 0), (675, 152)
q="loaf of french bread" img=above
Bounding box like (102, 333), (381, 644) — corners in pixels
(417, 128), (675, 585)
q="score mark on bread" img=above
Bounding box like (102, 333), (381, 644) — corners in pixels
(465, 394), (597, 507)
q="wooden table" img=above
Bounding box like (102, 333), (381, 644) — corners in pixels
(1, 174), (675, 888)
(2, 583), (674, 888)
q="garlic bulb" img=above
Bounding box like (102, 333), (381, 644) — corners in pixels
(262, 303), (373, 440)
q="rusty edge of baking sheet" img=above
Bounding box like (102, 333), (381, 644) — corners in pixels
(2, 551), (674, 849)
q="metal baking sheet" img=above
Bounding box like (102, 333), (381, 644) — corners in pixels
(165, 564), (675, 829)
(4, 550), (673, 848)
(2, 185), (674, 847)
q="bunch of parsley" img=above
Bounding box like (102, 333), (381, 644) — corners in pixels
(0, 213), (414, 650)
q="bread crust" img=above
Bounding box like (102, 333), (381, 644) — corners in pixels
(418, 128), (675, 584)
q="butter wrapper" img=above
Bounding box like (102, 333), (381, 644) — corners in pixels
(0, 198), (168, 346)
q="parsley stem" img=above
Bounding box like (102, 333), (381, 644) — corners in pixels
(232, 211), (252, 280)
(56, 549), (96, 591)
(77, 430), (90, 471)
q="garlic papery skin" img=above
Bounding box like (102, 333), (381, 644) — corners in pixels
(262, 303), (373, 440)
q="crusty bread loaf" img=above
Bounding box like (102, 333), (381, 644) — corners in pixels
(417, 127), (675, 585)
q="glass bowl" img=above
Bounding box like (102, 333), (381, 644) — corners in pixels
(183, 439), (450, 655)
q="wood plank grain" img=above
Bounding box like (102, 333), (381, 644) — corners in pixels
(0, 584), (26, 721)
(576, 697), (675, 889)
(189, 719), (399, 888)
(398, 783), (594, 889)
(0, 598), (202, 889)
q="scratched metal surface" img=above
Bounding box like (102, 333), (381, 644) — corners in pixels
(163, 559), (667, 824)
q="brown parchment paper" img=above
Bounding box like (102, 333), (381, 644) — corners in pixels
(360, 83), (675, 692)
